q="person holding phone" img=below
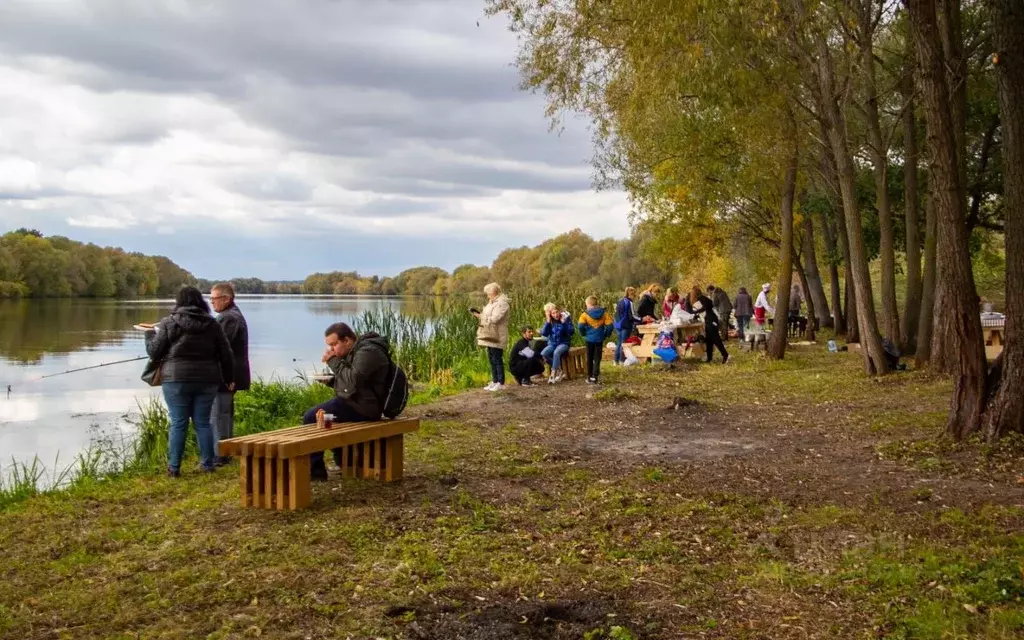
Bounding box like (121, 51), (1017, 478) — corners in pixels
(472, 283), (511, 391)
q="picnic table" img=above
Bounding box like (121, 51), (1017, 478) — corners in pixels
(982, 316), (1005, 361)
(630, 322), (704, 362)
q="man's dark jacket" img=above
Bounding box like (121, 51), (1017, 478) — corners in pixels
(145, 306), (234, 386)
(509, 337), (545, 380)
(216, 303), (251, 391)
(326, 332), (391, 420)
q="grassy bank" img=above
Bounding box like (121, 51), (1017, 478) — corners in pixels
(1, 347), (1022, 638)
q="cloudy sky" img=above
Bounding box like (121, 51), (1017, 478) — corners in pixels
(0, 0), (630, 280)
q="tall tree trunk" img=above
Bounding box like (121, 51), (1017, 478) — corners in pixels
(822, 213), (845, 333)
(794, 251), (818, 342)
(983, 0), (1024, 439)
(909, 0), (986, 439)
(801, 214), (830, 331)
(859, 1), (901, 345)
(928, 0), (969, 372)
(915, 192), (938, 368)
(901, 41), (923, 353)
(815, 39), (887, 374)
(769, 116), (799, 360)
(817, 141), (845, 334)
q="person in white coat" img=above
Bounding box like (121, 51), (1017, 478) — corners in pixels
(473, 283), (511, 391)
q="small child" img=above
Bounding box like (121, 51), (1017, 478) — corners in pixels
(577, 295), (614, 384)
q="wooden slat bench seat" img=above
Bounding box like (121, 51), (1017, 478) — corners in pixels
(543, 346), (587, 380)
(218, 418), (420, 511)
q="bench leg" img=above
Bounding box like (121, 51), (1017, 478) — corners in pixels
(264, 455), (276, 509)
(363, 441), (374, 479)
(288, 456), (311, 510)
(385, 435), (404, 482)
(276, 457), (289, 511)
(240, 455), (253, 508)
(253, 456), (266, 508)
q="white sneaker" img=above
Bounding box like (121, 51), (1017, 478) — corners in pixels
(547, 375), (555, 385)
(488, 383), (504, 392)
(484, 382), (497, 391)
(554, 370), (565, 383)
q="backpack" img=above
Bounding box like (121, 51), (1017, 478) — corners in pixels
(376, 346), (410, 419)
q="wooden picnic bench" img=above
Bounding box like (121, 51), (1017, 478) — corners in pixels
(631, 323), (704, 362)
(542, 345), (587, 380)
(218, 418), (420, 511)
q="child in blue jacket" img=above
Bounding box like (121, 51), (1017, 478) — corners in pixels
(578, 295), (614, 384)
(541, 304), (574, 383)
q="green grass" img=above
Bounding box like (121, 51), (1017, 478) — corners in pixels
(2, 323), (1021, 637)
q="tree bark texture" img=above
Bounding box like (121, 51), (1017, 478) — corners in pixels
(769, 119), (799, 360)
(801, 214), (831, 329)
(909, 0), (987, 439)
(794, 251), (818, 342)
(915, 193), (938, 368)
(815, 39), (887, 373)
(983, 0), (1024, 439)
(817, 140), (845, 333)
(858, 1), (901, 345)
(900, 41), (923, 353)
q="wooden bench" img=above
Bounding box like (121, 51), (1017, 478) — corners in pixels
(218, 418), (420, 511)
(543, 345), (587, 380)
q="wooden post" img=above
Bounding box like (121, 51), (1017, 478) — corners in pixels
(363, 440), (373, 479)
(385, 435), (404, 482)
(240, 455), (252, 508)
(373, 437), (385, 480)
(276, 457), (289, 511)
(264, 455), (276, 509)
(289, 456), (311, 510)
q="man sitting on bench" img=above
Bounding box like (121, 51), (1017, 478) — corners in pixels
(304, 322), (391, 481)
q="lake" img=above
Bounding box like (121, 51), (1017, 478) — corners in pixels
(0, 295), (432, 479)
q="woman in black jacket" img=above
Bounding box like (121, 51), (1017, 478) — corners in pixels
(689, 286), (729, 364)
(146, 286), (234, 476)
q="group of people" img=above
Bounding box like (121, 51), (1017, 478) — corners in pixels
(473, 284), (615, 389)
(144, 284), (250, 477)
(473, 280), (792, 391)
(145, 285), (393, 481)
(147, 278), (791, 475)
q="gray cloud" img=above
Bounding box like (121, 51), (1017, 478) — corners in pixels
(0, 0), (630, 276)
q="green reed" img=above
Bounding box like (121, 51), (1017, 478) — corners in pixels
(351, 287), (597, 390)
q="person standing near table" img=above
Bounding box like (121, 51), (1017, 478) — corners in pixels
(689, 286), (729, 364)
(733, 287), (753, 341)
(210, 282), (250, 465)
(709, 284), (733, 341)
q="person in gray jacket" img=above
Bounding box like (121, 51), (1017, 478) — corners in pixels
(733, 287), (754, 341)
(145, 286), (234, 476)
(303, 322), (391, 480)
(209, 282), (250, 466)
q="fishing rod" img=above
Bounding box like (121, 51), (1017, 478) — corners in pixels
(37, 355), (150, 380)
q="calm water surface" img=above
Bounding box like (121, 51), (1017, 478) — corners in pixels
(0, 295), (427, 477)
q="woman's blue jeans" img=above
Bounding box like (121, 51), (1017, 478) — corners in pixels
(542, 343), (570, 371)
(615, 328), (631, 363)
(162, 381), (219, 472)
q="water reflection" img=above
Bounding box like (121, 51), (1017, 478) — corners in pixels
(0, 298), (173, 364)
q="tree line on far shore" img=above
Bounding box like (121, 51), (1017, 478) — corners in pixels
(196, 227), (677, 297)
(0, 229), (195, 299)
